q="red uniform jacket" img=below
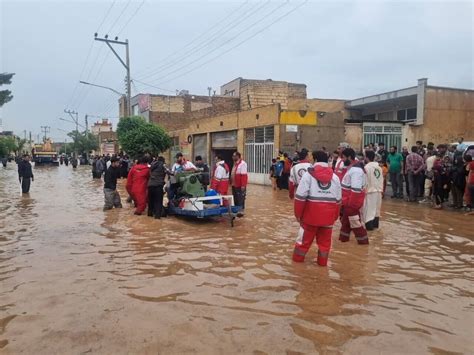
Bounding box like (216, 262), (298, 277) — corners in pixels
(211, 161), (230, 196)
(288, 160), (312, 199)
(341, 162), (366, 213)
(294, 163), (342, 227)
(231, 159), (248, 188)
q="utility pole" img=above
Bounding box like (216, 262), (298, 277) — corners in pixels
(85, 114), (88, 135)
(23, 130), (27, 140)
(94, 34), (131, 117)
(64, 109), (79, 156)
(40, 126), (50, 141)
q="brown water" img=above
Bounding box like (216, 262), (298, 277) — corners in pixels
(0, 164), (473, 354)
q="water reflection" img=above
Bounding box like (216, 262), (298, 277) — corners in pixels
(0, 163), (472, 353)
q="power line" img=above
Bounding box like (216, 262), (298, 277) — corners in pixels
(117, 0), (145, 36)
(148, 1), (309, 87)
(96, 0), (117, 33)
(66, 0), (118, 109)
(107, 0), (132, 35)
(135, 1), (267, 80)
(132, 79), (175, 93)
(143, 1), (289, 84)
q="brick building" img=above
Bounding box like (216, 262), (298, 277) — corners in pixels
(91, 119), (113, 135)
(345, 78), (474, 150)
(162, 78), (346, 185)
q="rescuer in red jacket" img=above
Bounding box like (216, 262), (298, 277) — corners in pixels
(293, 151), (342, 266)
(210, 153), (230, 198)
(231, 151), (248, 209)
(339, 148), (369, 244)
(126, 156), (150, 215)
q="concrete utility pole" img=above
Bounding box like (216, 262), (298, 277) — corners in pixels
(94, 34), (131, 117)
(64, 109), (79, 156)
(40, 126), (50, 141)
(85, 115), (88, 135)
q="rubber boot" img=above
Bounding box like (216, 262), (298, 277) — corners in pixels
(365, 220), (374, 231)
(373, 217), (380, 229)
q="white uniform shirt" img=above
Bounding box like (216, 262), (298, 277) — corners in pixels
(170, 160), (197, 184)
(364, 161), (383, 193)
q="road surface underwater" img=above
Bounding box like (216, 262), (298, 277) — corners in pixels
(1, 164), (473, 354)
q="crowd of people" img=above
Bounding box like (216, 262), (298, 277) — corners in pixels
(96, 151), (248, 219)
(285, 138), (473, 267)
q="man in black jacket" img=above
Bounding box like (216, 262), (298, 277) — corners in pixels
(194, 155), (210, 191)
(18, 154), (34, 194)
(148, 156), (169, 219)
(103, 157), (122, 211)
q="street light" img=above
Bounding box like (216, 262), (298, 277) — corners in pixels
(79, 81), (124, 96)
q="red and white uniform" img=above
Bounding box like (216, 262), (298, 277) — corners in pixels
(231, 159), (248, 188)
(334, 157), (348, 181)
(292, 163), (341, 266)
(211, 160), (230, 196)
(170, 160), (196, 184)
(339, 162), (368, 244)
(289, 160), (312, 199)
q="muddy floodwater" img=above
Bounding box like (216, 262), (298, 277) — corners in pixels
(0, 164), (473, 354)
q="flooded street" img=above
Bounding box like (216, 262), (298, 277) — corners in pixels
(1, 164), (473, 354)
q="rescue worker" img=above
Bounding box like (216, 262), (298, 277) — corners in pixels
(210, 153), (230, 198)
(18, 154), (34, 194)
(103, 157), (122, 211)
(231, 151), (248, 209)
(64, 156), (69, 166)
(292, 151), (341, 266)
(362, 150), (383, 230)
(339, 148), (369, 245)
(289, 148), (312, 199)
(334, 142), (351, 181)
(169, 152), (197, 201)
(126, 156), (150, 215)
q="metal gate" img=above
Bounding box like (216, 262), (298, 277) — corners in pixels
(244, 126), (274, 180)
(245, 142), (274, 174)
(193, 134), (207, 162)
(363, 123), (402, 150)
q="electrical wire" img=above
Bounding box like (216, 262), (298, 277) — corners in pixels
(107, 0), (132, 35)
(143, 1), (289, 84)
(96, 0), (117, 34)
(117, 0), (146, 36)
(136, 0), (271, 80)
(134, 0), (254, 78)
(132, 78), (175, 93)
(149, 1), (309, 87)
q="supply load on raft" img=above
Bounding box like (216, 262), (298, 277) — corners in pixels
(168, 171), (242, 227)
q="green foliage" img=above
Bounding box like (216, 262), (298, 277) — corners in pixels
(67, 131), (99, 154)
(0, 73), (15, 107)
(0, 136), (20, 157)
(117, 116), (172, 158)
(58, 143), (74, 155)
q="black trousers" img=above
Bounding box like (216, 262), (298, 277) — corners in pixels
(148, 185), (164, 217)
(232, 187), (246, 209)
(21, 178), (31, 193)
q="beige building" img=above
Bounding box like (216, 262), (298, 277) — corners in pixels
(165, 78), (346, 185)
(91, 119), (113, 135)
(345, 78), (474, 150)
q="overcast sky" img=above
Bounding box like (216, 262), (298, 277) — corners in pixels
(1, 0), (473, 141)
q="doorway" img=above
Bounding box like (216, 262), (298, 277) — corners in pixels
(211, 149), (235, 173)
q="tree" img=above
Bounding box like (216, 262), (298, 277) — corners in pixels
(117, 116), (172, 158)
(0, 73), (15, 107)
(67, 131), (99, 155)
(0, 136), (19, 157)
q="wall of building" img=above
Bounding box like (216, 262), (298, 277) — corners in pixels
(165, 104), (281, 163)
(280, 111), (345, 153)
(408, 87), (474, 144)
(344, 123), (363, 150)
(239, 80), (306, 111)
